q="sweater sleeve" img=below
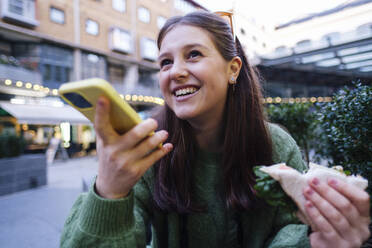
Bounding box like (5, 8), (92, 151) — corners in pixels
(60, 176), (151, 248)
(265, 123), (311, 248)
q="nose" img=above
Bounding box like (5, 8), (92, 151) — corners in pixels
(169, 59), (188, 82)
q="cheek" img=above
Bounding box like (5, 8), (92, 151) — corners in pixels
(158, 74), (168, 93)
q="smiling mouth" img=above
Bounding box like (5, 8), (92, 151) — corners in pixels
(174, 86), (200, 97)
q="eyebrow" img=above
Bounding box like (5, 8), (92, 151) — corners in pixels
(158, 43), (209, 62)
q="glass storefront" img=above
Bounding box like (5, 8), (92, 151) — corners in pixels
(10, 42), (74, 89)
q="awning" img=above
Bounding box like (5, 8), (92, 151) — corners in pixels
(0, 101), (90, 125)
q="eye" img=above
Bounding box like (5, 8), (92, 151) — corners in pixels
(188, 50), (202, 59)
(160, 59), (172, 68)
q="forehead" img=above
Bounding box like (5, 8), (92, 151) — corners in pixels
(159, 25), (216, 52)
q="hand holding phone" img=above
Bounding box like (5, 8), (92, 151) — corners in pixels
(94, 97), (172, 199)
(59, 78), (142, 135)
(59, 78), (173, 199)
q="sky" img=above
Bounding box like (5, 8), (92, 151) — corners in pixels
(194, 0), (351, 26)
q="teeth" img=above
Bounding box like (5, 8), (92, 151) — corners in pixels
(175, 87), (198, 97)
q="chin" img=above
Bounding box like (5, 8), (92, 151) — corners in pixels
(173, 109), (198, 121)
(174, 112), (193, 120)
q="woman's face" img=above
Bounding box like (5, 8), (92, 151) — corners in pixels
(158, 25), (231, 125)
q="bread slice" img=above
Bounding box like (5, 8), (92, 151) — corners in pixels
(259, 162), (368, 226)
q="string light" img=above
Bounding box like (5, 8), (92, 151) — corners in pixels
(22, 124), (28, 131)
(264, 96), (332, 104)
(1, 78), (333, 105)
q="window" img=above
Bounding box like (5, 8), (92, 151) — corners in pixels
(11, 44), (72, 88)
(39, 45), (73, 88)
(275, 46), (287, 53)
(108, 64), (125, 86)
(87, 54), (99, 63)
(8, 0), (23, 15)
(43, 64), (52, 81)
(41, 64), (71, 88)
(2, 0), (38, 27)
(138, 7), (150, 23)
(139, 69), (157, 87)
(322, 32), (341, 43)
(110, 28), (132, 53)
(356, 23), (372, 35)
(8, 0), (35, 18)
(50, 7), (65, 24)
(55, 66), (62, 82)
(296, 39), (311, 48)
(112, 0), (126, 12)
(140, 37), (158, 61)
(81, 53), (107, 79)
(86, 19), (99, 35)
(157, 16), (166, 29)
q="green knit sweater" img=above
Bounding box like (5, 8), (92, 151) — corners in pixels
(60, 124), (311, 248)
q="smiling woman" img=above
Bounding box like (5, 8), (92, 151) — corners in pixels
(60, 11), (371, 248)
(158, 25), (235, 125)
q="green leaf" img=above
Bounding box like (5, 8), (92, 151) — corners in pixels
(254, 166), (298, 214)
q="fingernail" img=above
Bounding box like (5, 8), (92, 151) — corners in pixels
(162, 131), (169, 139)
(98, 98), (105, 107)
(311, 177), (319, 186)
(148, 118), (158, 128)
(306, 201), (313, 208)
(329, 179), (337, 186)
(164, 143), (173, 152)
(305, 187), (314, 195)
(168, 144), (173, 152)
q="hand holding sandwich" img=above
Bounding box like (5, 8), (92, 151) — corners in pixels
(304, 176), (370, 248)
(255, 163), (370, 248)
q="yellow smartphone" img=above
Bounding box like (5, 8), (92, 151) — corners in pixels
(58, 78), (143, 135)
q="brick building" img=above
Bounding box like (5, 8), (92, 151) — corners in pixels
(0, 0), (204, 156)
(0, 0), (205, 96)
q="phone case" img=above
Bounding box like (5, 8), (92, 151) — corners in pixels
(58, 78), (142, 135)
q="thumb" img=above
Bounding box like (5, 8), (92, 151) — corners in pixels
(94, 96), (116, 144)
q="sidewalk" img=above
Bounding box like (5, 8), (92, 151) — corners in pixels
(0, 156), (98, 248)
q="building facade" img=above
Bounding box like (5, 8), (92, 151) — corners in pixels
(256, 0), (372, 98)
(0, 0), (204, 96)
(0, 0), (204, 157)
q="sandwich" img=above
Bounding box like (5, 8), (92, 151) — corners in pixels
(254, 162), (368, 226)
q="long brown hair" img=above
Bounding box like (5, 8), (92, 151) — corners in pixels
(153, 11), (273, 213)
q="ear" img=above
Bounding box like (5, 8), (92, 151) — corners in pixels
(228, 56), (242, 83)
